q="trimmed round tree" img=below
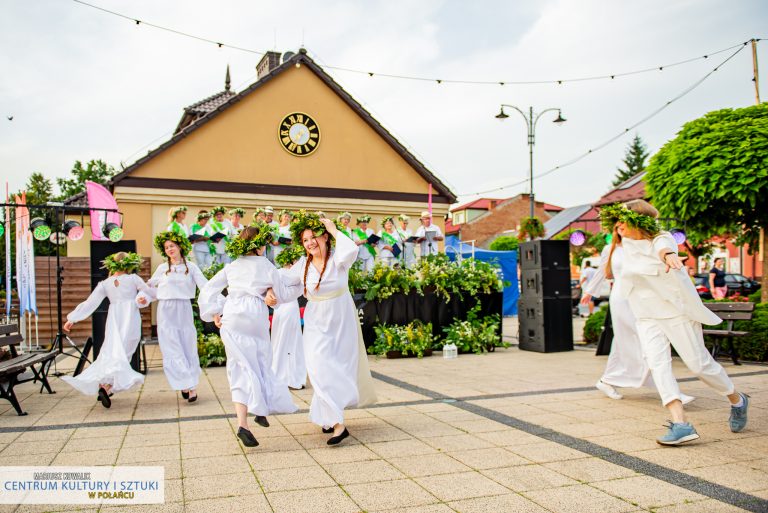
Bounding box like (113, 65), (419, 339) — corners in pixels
(645, 104), (768, 301)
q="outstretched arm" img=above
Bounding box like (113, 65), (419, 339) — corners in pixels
(198, 268), (228, 322)
(65, 282), (107, 331)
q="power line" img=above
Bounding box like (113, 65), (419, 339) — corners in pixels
(71, 0), (761, 87)
(460, 43), (749, 198)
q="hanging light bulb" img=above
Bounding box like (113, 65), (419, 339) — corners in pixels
(569, 230), (587, 246)
(30, 218), (51, 241)
(103, 222), (124, 242)
(670, 228), (687, 245)
(62, 220), (84, 241)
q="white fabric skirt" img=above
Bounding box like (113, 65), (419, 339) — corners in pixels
(271, 301), (306, 389)
(600, 296), (653, 388)
(62, 301), (144, 395)
(157, 299), (201, 390)
(221, 295), (298, 415)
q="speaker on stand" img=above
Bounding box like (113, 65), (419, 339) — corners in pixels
(518, 240), (573, 353)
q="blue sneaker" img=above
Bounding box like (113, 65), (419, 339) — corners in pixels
(729, 393), (750, 433)
(656, 421), (699, 446)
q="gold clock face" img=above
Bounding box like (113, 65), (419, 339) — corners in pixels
(278, 112), (320, 156)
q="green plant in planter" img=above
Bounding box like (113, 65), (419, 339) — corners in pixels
(369, 320), (435, 358)
(365, 262), (414, 301)
(489, 235), (519, 251)
(442, 305), (504, 354)
(519, 216), (545, 240)
(457, 259), (504, 296)
(583, 305), (608, 343)
(198, 333), (227, 367)
(413, 253), (461, 301)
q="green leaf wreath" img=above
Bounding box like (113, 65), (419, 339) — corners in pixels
(225, 224), (273, 258)
(275, 245), (305, 268)
(154, 231), (192, 257)
(599, 203), (659, 235)
(102, 252), (142, 274)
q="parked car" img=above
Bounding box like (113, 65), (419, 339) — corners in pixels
(693, 273), (761, 299)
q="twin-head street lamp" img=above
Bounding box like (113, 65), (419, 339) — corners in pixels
(495, 105), (566, 218)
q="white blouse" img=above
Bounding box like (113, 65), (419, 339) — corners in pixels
(147, 261), (207, 300)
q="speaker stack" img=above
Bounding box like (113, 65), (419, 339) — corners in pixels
(518, 240), (573, 353)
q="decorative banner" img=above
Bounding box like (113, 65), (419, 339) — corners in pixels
(86, 181), (120, 240)
(14, 192), (37, 316)
(4, 183), (11, 318)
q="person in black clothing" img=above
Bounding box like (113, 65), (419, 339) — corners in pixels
(709, 258), (727, 299)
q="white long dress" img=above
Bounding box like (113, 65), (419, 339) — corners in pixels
(198, 256), (298, 415)
(377, 229), (399, 268)
(139, 261), (206, 391)
(584, 245), (652, 388)
(396, 226), (416, 268)
(271, 272), (306, 389)
(62, 274), (149, 395)
(284, 233), (377, 427)
(352, 227), (375, 272)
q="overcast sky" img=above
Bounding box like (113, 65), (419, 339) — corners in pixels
(1, 0), (765, 208)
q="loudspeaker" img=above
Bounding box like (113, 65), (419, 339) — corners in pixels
(519, 240), (570, 270)
(518, 297), (573, 353)
(90, 240), (142, 371)
(520, 268), (571, 299)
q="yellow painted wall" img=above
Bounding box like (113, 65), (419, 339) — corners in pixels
(129, 64), (437, 196)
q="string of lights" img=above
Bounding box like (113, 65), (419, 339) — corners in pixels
(71, 0), (761, 88)
(459, 43), (749, 199)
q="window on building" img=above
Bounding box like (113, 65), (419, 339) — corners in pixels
(453, 211), (465, 225)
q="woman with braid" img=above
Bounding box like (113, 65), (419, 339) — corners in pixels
(198, 224), (298, 448)
(137, 232), (207, 403)
(268, 211), (377, 445)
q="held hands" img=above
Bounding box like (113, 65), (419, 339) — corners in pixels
(137, 296), (148, 306)
(265, 289), (278, 307)
(63, 321), (74, 333)
(213, 314), (222, 328)
(580, 294), (592, 306)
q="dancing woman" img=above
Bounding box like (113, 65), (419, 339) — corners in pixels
(608, 200), (748, 445)
(198, 224), (298, 447)
(63, 252), (149, 408)
(137, 232), (207, 402)
(273, 211), (377, 445)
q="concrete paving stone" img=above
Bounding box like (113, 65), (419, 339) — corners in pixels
(484, 463), (579, 491)
(345, 416), (389, 431)
(180, 440), (242, 459)
(519, 412), (582, 428)
(523, 483), (639, 513)
(178, 418), (231, 432)
(397, 422), (466, 438)
(368, 438), (440, 458)
(543, 457), (639, 483)
(272, 434), (323, 451)
(308, 444), (379, 465)
(745, 458), (768, 473)
(324, 459), (405, 485)
(564, 408), (628, 423)
(555, 421), (618, 438)
(407, 402), (458, 413)
(246, 449), (317, 471)
(275, 412), (310, 425)
(100, 503), (183, 513)
(592, 475), (707, 509)
(371, 406), (424, 417)
(52, 448), (118, 466)
(686, 462), (768, 492)
(448, 493), (551, 513)
(143, 459), (182, 480)
(371, 505), (454, 513)
(422, 434), (494, 452)
(0, 452), (54, 466)
(447, 418), (510, 434)
(283, 422), (322, 436)
(0, 439), (67, 456)
(389, 452), (472, 477)
(351, 425), (412, 444)
(507, 441), (590, 463)
(122, 432), (179, 448)
(446, 447), (530, 470)
(426, 409), (484, 423)
(415, 470), (511, 501)
(117, 444), (179, 464)
(472, 429), (544, 447)
(182, 470), (260, 501)
(628, 446), (726, 470)
(344, 478), (439, 511)
(14, 429), (73, 442)
(584, 433), (660, 453)
(267, 485), (361, 513)
(652, 499), (758, 513)
(179, 427), (234, 444)
(256, 465), (336, 492)
(60, 435), (124, 452)
(182, 453), (252, 477)
(124, 423), (178, 436)
(185, 492), (273, 513)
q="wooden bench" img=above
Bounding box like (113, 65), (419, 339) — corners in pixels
(0, 323), (57, 416)
(703, 302), (754, 366)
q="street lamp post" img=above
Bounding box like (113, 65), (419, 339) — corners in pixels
(496, 105), (566, 218)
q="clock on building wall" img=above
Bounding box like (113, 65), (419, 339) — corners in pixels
(278, 112), (320, 156)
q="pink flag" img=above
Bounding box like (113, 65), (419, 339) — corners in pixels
(428, 183), (433, 215)
(86, 181), (120, 240)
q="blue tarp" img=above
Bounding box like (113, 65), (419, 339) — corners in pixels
(445, 235), (519, 316)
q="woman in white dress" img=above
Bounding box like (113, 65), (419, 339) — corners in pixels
(396, 214), (416, 268)
(377, 216), (400, 268)
(582, 230), (694, 404)
(352, 215), (375, 272)
(270, 211), (377, 445)
(198, 225), (299, 447)
(271, 210), (293, 264)
(62, 252), (149, 408)
(271, 245), (306, 390)
(336, 212), (353, 239)
(137, 232), (207, 402)
(166, 206), (189, 237)
(190, 210), (214, 269)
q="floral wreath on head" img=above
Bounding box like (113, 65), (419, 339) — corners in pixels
(356, 214), (372, 224)
(228, 207), (245, 217)
(252, 207), (266, 218)
(226, 223), (273, 258)
(168, 206), (187, 221)
(196, 211), (211, 221)
(336, 211), (352, 222)
(398, 214), (410, 222)
(278, 209), (294, 219)
(275, 244), (305, 268)
(154, 231), (192, 257)
(380, 216), (395, 227)
(102, 252), (142, 274)
(290, 209), (342, 247)
(210, 206), (227, 215)
(599, 203), (625, 231)
(599, 202), (660, 236)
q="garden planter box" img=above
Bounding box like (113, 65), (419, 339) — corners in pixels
(385, 349), (433, 359)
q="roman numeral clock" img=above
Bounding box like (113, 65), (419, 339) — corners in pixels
(278, 112), (320, 156)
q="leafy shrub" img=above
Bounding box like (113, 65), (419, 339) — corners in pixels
(442, 305), (504, 354)
(489, 235), (519, 251)
(198, 333), (226, 367)
(369, 320), (435, 358)
(583, 305), (608, 344)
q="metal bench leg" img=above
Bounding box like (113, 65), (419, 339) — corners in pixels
(0, 377), (28, 416)
(32, 360), (57, 395)
(728, 336), (741, 366)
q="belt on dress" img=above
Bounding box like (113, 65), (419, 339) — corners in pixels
(306, 288), (347, 302)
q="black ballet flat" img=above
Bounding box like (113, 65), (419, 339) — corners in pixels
(187, 392), (197, 403)
(327, 428), (349, 446)
(322, 427), (334, 434)
(237, 427), (259, 447)
(95, 392), (113, 401)
(98, 388), (112, 409)
(181, 390), (189, 400)
(255, 415), (270, 428)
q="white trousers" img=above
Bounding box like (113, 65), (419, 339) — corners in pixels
(635, 316), (734, 406)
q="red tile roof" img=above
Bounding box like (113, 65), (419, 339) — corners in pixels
(450, 198), (506, 212)
(445, 218), (460, 234)
(594, 172), (646, 206)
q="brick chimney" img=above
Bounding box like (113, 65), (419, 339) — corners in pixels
(256, 51), (282, 79)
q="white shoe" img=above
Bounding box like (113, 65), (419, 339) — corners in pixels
(681, 393), (696, 405)
(596, 380), (623, 400)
